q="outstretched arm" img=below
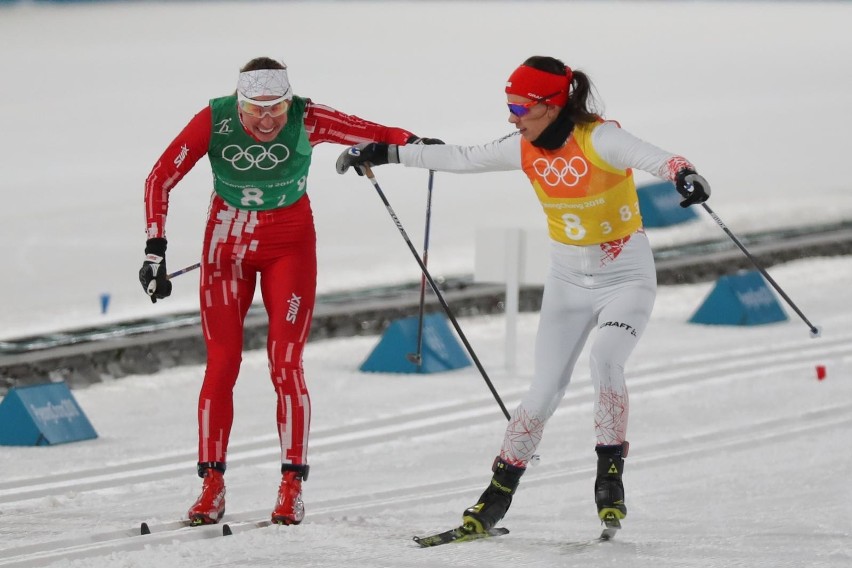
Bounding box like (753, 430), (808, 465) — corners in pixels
(398, 132), (521, 173)
(337, 132), (522, 176)
(303, 100), (415, 146)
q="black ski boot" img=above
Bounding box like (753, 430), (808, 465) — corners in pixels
(462, 457), (525, 534)
(595, 442), (628, 523)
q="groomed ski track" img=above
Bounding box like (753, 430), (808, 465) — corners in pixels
(1, 331), (850, 567)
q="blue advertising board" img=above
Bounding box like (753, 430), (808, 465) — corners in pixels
(360, 313), (471, 374)
(0, 382), (98, 446)
(689, 271), (788, 326)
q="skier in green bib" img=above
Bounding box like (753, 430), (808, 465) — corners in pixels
(140, 56), (440, 526)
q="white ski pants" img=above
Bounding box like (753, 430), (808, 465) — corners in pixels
(499, 231), (657, 466)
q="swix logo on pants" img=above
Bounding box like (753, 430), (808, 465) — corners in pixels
(286, 293), (301, 323)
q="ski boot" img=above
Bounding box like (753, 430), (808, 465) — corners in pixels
(462, 457), (525, 534)
(271, 464), (309, 525)
(187, 462), (226, 525)
(595, 442), (628, 531)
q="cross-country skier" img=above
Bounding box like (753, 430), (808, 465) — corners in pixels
(336, 55), (710, 535)
(140, 56), (439, 526)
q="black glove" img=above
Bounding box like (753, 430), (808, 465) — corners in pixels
(675, 168), (711, 208)
(138, 238), (172, 303)
(406, 135), (445, 145)
(335, 143), (398, 176)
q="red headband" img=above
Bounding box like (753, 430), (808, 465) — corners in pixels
(505, 64), (573, 107)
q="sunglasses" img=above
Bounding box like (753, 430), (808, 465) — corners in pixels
(507, 91), (562, 117)
(237, 93), (291, 118)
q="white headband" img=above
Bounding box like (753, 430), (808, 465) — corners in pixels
(236, 68), (292, 100)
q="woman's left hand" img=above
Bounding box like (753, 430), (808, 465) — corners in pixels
(675, 169), (711, 208)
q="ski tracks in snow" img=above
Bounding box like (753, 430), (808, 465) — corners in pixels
(1, 332), (850, 566)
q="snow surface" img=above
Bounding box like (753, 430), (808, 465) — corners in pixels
(1, 1), (851, 567)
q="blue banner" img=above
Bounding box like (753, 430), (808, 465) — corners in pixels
(0, 382), (98, 446)
(689, 271), (788, 326)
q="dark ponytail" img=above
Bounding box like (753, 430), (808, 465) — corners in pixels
(563, 70), (600, 125)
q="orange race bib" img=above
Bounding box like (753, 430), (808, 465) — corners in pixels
(521, 121), (642, 245)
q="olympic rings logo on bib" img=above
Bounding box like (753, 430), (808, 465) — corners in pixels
(222, 144), (290, 171)
(533, 156), (588, 187)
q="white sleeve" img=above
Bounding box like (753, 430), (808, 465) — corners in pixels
(591, 121), (692, 181)
(397, 132), (522, 173)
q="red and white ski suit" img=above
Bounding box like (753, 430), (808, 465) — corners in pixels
(144, 102), (413, 469)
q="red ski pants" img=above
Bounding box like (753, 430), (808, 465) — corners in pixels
(197, 194), (316, 468)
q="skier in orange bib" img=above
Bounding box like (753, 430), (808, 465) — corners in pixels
(337, 55), (710, 537)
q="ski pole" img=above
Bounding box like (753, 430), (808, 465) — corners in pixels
(362, 165), (511, 420)
(701, 203), (821, 337)
(167, 262), (201, 280)
(406, 170), (436, 367)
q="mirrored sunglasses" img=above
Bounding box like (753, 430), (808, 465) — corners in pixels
(507, 91), (562, 117)
(238, 94), (291, 118)
(507, 100), (540, 117)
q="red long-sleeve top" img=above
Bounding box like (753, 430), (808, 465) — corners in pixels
(144, 101), (415, 239)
